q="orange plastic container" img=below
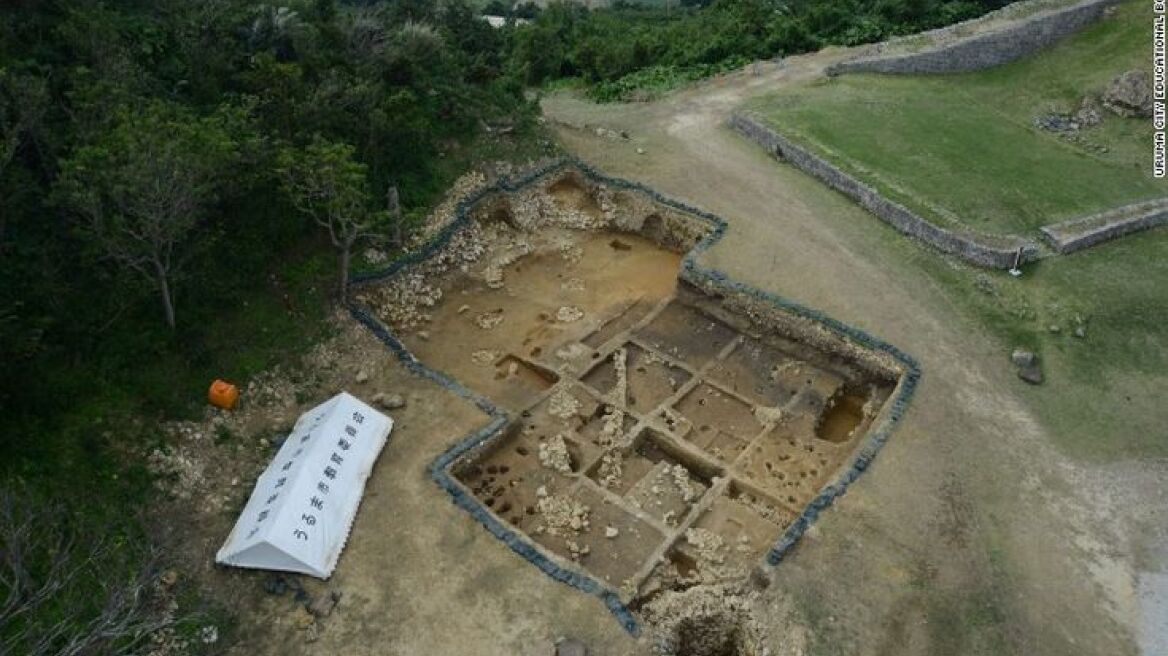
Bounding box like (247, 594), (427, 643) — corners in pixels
(208, 379), (239, 410)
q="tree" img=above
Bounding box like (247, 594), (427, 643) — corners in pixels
(0, 69), (48, 245)
(0, 485), (179, 656)
(54, 101), (240, 329)
(278, 138), (387, 303)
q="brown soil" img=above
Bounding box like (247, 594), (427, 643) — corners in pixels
(417, 222), (902, 611)
(540, 36), (1167, 656)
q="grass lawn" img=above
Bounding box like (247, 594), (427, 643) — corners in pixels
(877, 201), (1168, 461)
(747, 0), (1165, 237)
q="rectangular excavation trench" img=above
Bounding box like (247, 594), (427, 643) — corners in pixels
(357, 180), (906, 612)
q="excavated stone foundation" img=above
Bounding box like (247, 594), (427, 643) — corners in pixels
(349, 161), (918, 637)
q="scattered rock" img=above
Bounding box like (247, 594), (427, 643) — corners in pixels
(293, 606), (316, 631)
(640, 584), (769, 656)
(471, 349), (500, 366)
(560, 277), (585, 292)
(1011, 349), (1043, 384)
(535, 492), (590, 538)
(1033, 113), (1079, 132)
(1048, 324), (1061, 334)
(636, 148), (645, 155)
(605, 526), (620, 539)
(475, 309), (505, 330)
(292, 584), (310, 604)
(354, 370), (370, 384)
(1018, 363), (1044, 385)
(373, 392), (406, 410)
(159, 569), (179, 588)
(685, 527), (726, 565)
(555, 638), (588, 656)
(416, 330), (430, 341)
(1073, 325), (1087, 339)
(457, 304), (471, 314)
(1010, 349), (1037, 368)
(308, 589), (342, 618)
(556, 306), (584, 323)
(1075, 95), (1103, 127)
(538, 434), (573, 473)
(547, 389), (581, 420)
(264, 575), (288, 596)
(752, 405), (784, 424)
(1102, 70), (1153, 118)
(199, 625), (219, 645)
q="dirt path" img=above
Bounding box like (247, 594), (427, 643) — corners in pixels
(542, 49), (1167, 655)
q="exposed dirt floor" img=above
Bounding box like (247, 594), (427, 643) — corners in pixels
(155, 16), (1166, 656)
(538, 47), (1168, 656)
(397, 224), (897, 608)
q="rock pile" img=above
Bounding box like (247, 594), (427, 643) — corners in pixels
(639, 583), (770, 656)
(1102, 70), (1152, 118)
(1032, 96), (1108, 153)
(538, 435), (573, 473)
(1011, 348), (1043, 385)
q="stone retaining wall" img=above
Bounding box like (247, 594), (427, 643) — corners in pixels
(825, 0), (1120, 76)
(1040, 198), (1168, 253)
(729, 112), (1039, 268)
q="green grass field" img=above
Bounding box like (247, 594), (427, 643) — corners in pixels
(747, 1), (1165, 236)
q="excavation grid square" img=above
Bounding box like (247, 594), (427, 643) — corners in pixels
(362, 169), (909, 614)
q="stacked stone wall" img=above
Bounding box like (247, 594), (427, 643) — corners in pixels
(729, 113), (1038, 268)
(826, 0), (1120, 76)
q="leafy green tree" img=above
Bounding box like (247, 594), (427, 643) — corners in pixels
(54, 101), (242, 328)
(0, 69), (47, 244)
(278, 138), (388, 302)
(483, 0), (509, 15)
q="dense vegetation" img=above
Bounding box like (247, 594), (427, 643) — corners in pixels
(0, 0), (535, 651)
(1, 0), (530, 475)
(508, 0), (1013, 100)
(0, 0), (1022, 651)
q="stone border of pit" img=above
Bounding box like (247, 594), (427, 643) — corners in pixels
(345, 157), (922, 634)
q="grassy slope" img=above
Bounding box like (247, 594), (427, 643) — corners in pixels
(747, 1), (1164, 236)
(931, 230), (1168, 461)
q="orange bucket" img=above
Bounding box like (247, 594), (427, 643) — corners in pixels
(208, 379), (239, 410)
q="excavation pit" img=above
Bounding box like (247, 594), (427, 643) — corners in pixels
(351, 162), (916, 627)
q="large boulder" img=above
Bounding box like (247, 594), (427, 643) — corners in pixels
(1102, 70), (1153, 118)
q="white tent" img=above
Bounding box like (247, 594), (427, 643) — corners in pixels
(216, 392), (393, 578)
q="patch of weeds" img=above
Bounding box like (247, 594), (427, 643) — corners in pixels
(214, 424), (236, 445)
(591, 59), (750, 103)
(171, 583), (239, 655)
(295, 387), (314, 405)
(920, 587), (1009, 655)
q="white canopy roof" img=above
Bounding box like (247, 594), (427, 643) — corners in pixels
(216, 392), (393, 578)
